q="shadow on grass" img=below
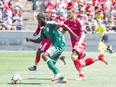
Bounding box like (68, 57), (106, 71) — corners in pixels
(8, 70), (28, 71)
(26, 77), (51, 80)
(7, 83), (42, 85)
(25, 77), (75, 81)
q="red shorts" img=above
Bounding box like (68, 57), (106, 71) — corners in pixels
(72, 40), (86, 59)
(38, 38), (51, 52)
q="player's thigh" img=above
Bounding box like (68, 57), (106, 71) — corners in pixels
(39, 41), (51, 52)
(51, 52), (62, 62)
(46, 46), (63, 62)
(73, 42), (86, 55)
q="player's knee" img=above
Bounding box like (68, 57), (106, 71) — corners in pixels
(42, 53), (45, 59)
(36, 50), (42, 55)
(42, 52), (49, 61)
(71, 55), (77, 61)
(71, 52), (78, 61)
(80, 59), (86, 67)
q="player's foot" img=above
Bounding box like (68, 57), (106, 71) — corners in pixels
(75, 76), (85, 81)
(109, 50), (114, 53)
(28, 66), (36, 71)
(60, 56), (66, 65)
(98, 54), (108, 65)
(108, 46), (114, 53)
(51, 73), (62, 81)
(56, 78), (68, 84)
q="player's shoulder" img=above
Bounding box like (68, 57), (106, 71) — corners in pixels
(47, 21), (56, 24)
(64, 19), (70, 24)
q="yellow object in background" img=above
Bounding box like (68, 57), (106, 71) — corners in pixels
(98, 41), (108, 52)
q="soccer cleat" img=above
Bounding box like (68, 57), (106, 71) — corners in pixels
(108, 46), (114, 53)
(51, 73), (62, 81)
(75, 76), (85, 81)
(28, 66), (36, 71)
(109, 50), (114, 53)
(60, 56), (66, 65)
(56, 78), (68, 84)
(98, 54), (108, 65)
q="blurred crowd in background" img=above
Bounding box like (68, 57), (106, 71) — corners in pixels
(0, 0), (22, 30)
(43, 0), (116, 32)
(0, 0), (116, 31)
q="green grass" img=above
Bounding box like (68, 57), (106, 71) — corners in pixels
(0, 51), (116, 87)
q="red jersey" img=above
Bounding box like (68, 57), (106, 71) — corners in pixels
(64, 19), (86, 47)
(34, 24), (41, 35)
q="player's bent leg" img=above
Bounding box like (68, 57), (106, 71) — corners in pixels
(42, 52), (61, 81)
(59, 56), (66, 65)
(28, 50), (43, 71)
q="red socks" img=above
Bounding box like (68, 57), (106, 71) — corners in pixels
(35, 55), (40, 63)
(85, 58), (95, 66)
(33, 66), (37, 69)
(74, 59), (82, 73)
(79, 74), (85, 78)
(59, 56), (64, 60)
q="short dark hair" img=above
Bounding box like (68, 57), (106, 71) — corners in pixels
(37, 12), (46, 20)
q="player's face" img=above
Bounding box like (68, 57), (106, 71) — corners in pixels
(37, 17), (46, 26)
(37, 13), (46, 26)
(67, 10), (74, 20)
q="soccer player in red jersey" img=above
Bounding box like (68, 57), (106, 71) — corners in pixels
(28, 15), (66, 71)
(64, 7), (108, 80)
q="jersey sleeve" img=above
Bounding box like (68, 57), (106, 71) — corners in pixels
(34, 24), (41, 35)
(76, 19), (87, 33)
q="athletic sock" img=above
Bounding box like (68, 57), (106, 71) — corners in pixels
(79, 74), (84, 78)
(33, 66), (36, 69)
(74, 59), (83, 74)
(59, 56), (63, 60)
(33, 55), (41, 68)
(35, 55), (40, 63)
(85, 58), (96, 66)
(60, 76), (65, 80)
(47, 59), (59, 74)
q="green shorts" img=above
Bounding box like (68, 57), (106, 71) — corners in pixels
(46, 46), (65, 62)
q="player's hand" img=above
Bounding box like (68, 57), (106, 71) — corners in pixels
(33, 33), (37, 36)
(26, 38), (31, 42)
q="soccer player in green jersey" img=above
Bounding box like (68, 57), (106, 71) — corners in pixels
(26, 13), (77, 83)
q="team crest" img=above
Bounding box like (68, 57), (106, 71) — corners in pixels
(74, 24), (77, 28)
(46, 27), (49, 32)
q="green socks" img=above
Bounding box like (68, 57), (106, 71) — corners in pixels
(47, 59), (59, 74)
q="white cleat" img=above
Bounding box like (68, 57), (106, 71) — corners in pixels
(51, 73), (62, 81)
(75, 76), (85, 81)
(56, 78), (68, 84)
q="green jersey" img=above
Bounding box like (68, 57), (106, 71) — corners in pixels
(39, 21), (66, 51)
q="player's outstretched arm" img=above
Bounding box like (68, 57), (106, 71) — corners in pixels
(26, 38), (41, 43)
(61, 24), (78, 40)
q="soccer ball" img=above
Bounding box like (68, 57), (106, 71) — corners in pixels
(11, 74), (22, 84)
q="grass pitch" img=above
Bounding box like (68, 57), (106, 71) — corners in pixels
(0, 51), (116, 87)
